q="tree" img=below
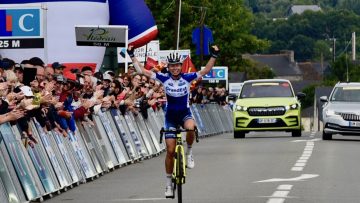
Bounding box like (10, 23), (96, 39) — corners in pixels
(146, 0), (269, 73)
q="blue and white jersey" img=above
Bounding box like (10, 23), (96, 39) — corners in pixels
(152, 72), (201, 111)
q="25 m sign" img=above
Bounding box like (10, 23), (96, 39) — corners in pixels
(0, 38), (44, 49)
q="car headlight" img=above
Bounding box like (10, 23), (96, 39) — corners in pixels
(285, 103), (299, 110)
(325, 110), (337, 117)
(234, 105), (248, 111)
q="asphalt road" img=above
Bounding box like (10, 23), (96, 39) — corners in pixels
(45, 132), (360, 203)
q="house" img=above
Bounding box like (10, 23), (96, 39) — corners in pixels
(287, 5), (322, 16)
(243, 50), (303, 81)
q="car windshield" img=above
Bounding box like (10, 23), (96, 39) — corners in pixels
(240, 82), (293, 98)
(330, 87), (360, 102)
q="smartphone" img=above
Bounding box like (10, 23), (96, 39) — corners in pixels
(23, 68), (37, 86)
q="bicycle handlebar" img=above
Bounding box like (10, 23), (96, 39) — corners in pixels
(159, 127), (199, 144)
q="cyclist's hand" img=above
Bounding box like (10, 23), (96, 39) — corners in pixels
(127, 45), (135, 58)
(210, 45), (220, 58)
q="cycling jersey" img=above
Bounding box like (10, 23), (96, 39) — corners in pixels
(151, 72), (201, 138)
(151, 72), (200, 111)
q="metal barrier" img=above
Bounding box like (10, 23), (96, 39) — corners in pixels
(0, 103), (232, 202)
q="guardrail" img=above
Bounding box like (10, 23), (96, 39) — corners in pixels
(0, 103), (233, 203)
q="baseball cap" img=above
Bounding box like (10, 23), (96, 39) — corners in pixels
(128, 64), (135, 69)
(20, 86), (34, 97)
(103, 73), (112, 82)
(14, 63), (24, 72)
(104, 70), (115, 77)
(52, 62), (65, 69)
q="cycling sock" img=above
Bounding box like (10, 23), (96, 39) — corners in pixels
(186, 145), (193, 155)
(166, 174), (172, 186)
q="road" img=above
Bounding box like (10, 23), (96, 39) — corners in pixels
(46, 132), (360, 203)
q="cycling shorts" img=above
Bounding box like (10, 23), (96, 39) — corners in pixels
(164, 108), (193, 139)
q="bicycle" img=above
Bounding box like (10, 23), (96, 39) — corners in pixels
(160, 127), (199, 203)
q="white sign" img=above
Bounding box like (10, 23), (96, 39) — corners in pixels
(157, 49), (191, 63)
(117, 40), (160, 63)
(229, 83), (243, 95)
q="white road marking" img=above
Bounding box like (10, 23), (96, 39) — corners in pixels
(271, 191), (290, 197)
(292, 138), (320, 142)
(255, 174), (319, 183)
(297, 159), (307, 163)
(267, 198), (285, 203)
(277, 185), (293, 190)
(295, 163), (306, 167)
(111, 198), (167, 201)
(299, 156), (309, 160)
(291, 167), (303, 171)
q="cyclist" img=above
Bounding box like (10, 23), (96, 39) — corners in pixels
(127, 45), (219, 197)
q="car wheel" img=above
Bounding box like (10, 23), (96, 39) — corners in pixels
(291, 129), (302, 137)
(322, 131), (332, 140)
(234, 131), (245, 139)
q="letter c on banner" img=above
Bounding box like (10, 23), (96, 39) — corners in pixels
(217, 70), (224, 78)
(19, 14), (34, 32)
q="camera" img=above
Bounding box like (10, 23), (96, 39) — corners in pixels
(134, 100), (141, 108)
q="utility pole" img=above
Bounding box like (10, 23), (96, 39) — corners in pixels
(175, 0), (182, 50)
(332, 37), (336, 62)
(352, 32), (356, 61)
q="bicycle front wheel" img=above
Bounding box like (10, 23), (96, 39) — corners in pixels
(176, 148), (184, 203)
(177, 182), (182, 203)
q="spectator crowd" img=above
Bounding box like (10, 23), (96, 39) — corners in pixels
(0, 56), (228, 148)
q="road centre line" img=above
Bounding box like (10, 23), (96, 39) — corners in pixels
(266, 185), (293, 203)
(291, 141), (315, 171)
(277, 185), (293, 190)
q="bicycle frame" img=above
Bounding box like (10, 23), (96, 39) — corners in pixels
(160, 127), (199, 202)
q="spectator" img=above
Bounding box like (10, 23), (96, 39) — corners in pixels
(52, 62), (65, 75)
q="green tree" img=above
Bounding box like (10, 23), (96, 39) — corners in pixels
(146, 0), (269, 73)
(313, 40), (332, 61)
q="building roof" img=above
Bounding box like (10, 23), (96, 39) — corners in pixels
(288, 5), (321, 15)
(298, 62), (322, 80)
(245, 54), (301, 77)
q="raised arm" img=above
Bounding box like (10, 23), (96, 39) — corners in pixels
(127, 45), (154, 78)
(199, 45), (220, 77)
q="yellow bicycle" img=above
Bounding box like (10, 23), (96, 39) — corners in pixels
(160, 127), (199, 203)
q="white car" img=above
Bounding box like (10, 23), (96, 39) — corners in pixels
(321, 82), (360, 140)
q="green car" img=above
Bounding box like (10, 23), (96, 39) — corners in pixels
(233, 79), (305, 138)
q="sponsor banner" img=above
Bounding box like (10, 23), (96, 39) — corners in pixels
(75, 25), (127, 47)
(0, 5), (44, 48)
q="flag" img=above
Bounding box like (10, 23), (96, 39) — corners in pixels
(145, 57), (158, 70)
(145, 57), (166, 72)
(181, 56), (200, 90)
(181, 56), (196, 73)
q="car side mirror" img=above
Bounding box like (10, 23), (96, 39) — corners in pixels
(297, 92), (306, 100)
(320, 96), (328, 102)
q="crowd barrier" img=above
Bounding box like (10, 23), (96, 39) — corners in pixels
(0, 103), (233, 203)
